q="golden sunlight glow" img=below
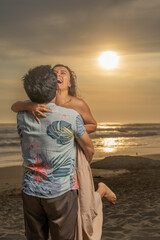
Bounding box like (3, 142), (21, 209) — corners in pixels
(104, 138), (116, 147)
(103, 138), (116, 153)
(103, 137), (123, 153)
(99, 51), (119, 70)
(103, 147), (115, 153)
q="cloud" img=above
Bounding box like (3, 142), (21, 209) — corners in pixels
(0, 0), (160, 122)
(0, 0), (160, 59)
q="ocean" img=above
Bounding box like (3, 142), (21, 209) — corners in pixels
(0, 123), (160, 168)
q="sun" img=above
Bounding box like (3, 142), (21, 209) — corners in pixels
(98, 51), (119, 70)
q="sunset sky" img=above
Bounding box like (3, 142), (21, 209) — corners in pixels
(0, 0), (160, 123)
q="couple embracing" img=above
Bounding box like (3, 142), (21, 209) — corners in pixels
(12, 64), (116, 240)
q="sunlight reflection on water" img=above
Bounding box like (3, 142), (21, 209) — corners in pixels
(103, 137), (123, 153)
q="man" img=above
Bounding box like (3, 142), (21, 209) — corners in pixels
(17, 65), (94, 240)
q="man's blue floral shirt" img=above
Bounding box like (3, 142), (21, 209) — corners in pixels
(17, 103), (86, 198)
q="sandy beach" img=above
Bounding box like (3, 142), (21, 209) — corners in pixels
(0, 155), (160, 240)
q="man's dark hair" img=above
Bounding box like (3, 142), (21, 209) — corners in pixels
(22, 65), (57, 103)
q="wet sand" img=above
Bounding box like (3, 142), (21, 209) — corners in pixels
(92, 155), (160, 240)
(0, 155), (160, 240)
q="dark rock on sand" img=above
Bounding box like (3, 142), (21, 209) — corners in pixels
(91, 155), (160, 170)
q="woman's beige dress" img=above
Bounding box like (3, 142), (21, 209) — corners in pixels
(74, 146), (103, 240)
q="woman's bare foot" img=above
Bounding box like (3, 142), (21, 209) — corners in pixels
(97, 182), (117, 204)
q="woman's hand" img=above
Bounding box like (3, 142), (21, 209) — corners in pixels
(27, 102), (51, 123)
(11, 100), (51, 123)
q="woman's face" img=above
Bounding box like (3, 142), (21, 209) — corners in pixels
(54, 66), (71, 91)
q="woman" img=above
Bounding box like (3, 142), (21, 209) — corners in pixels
(12, 64), (117, 239)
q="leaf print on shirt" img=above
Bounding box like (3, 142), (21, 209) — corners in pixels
(52, 157), (71, 178)
(69, 158), (75, 175)
(46, 120), (74, 145)
(22, 174), (62, 197)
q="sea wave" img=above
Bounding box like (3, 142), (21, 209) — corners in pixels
(90, 132), (158, 139)
(0, 124), (17, 134)
(0, 122), (160, 167)
(96, 127), (160, 132)
(0, 139), (20, 147)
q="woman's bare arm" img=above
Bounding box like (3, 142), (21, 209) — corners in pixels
(11, 101), (51, 123)
(70, 98), (97, 134)
(11, 98), (97, 132)
(11, 100), (31, 112)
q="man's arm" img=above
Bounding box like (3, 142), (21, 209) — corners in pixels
(76, 132), (94, 163)
(75, 114), (94, 163)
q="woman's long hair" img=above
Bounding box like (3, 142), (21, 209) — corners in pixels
(53, 64), (78, 97)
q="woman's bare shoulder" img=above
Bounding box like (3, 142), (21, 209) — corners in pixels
(71, 97), (88, 108)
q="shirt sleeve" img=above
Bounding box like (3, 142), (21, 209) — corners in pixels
(75, 114), (86, 138)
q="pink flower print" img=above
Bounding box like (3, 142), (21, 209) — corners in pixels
(51, 109), (59, 114)
(25, 137), (41, 158)
(33, 173), (42, 183)
(72, 176), (79, 190)
(60, 114), (69, 119)
(28, 158), (51, 183)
